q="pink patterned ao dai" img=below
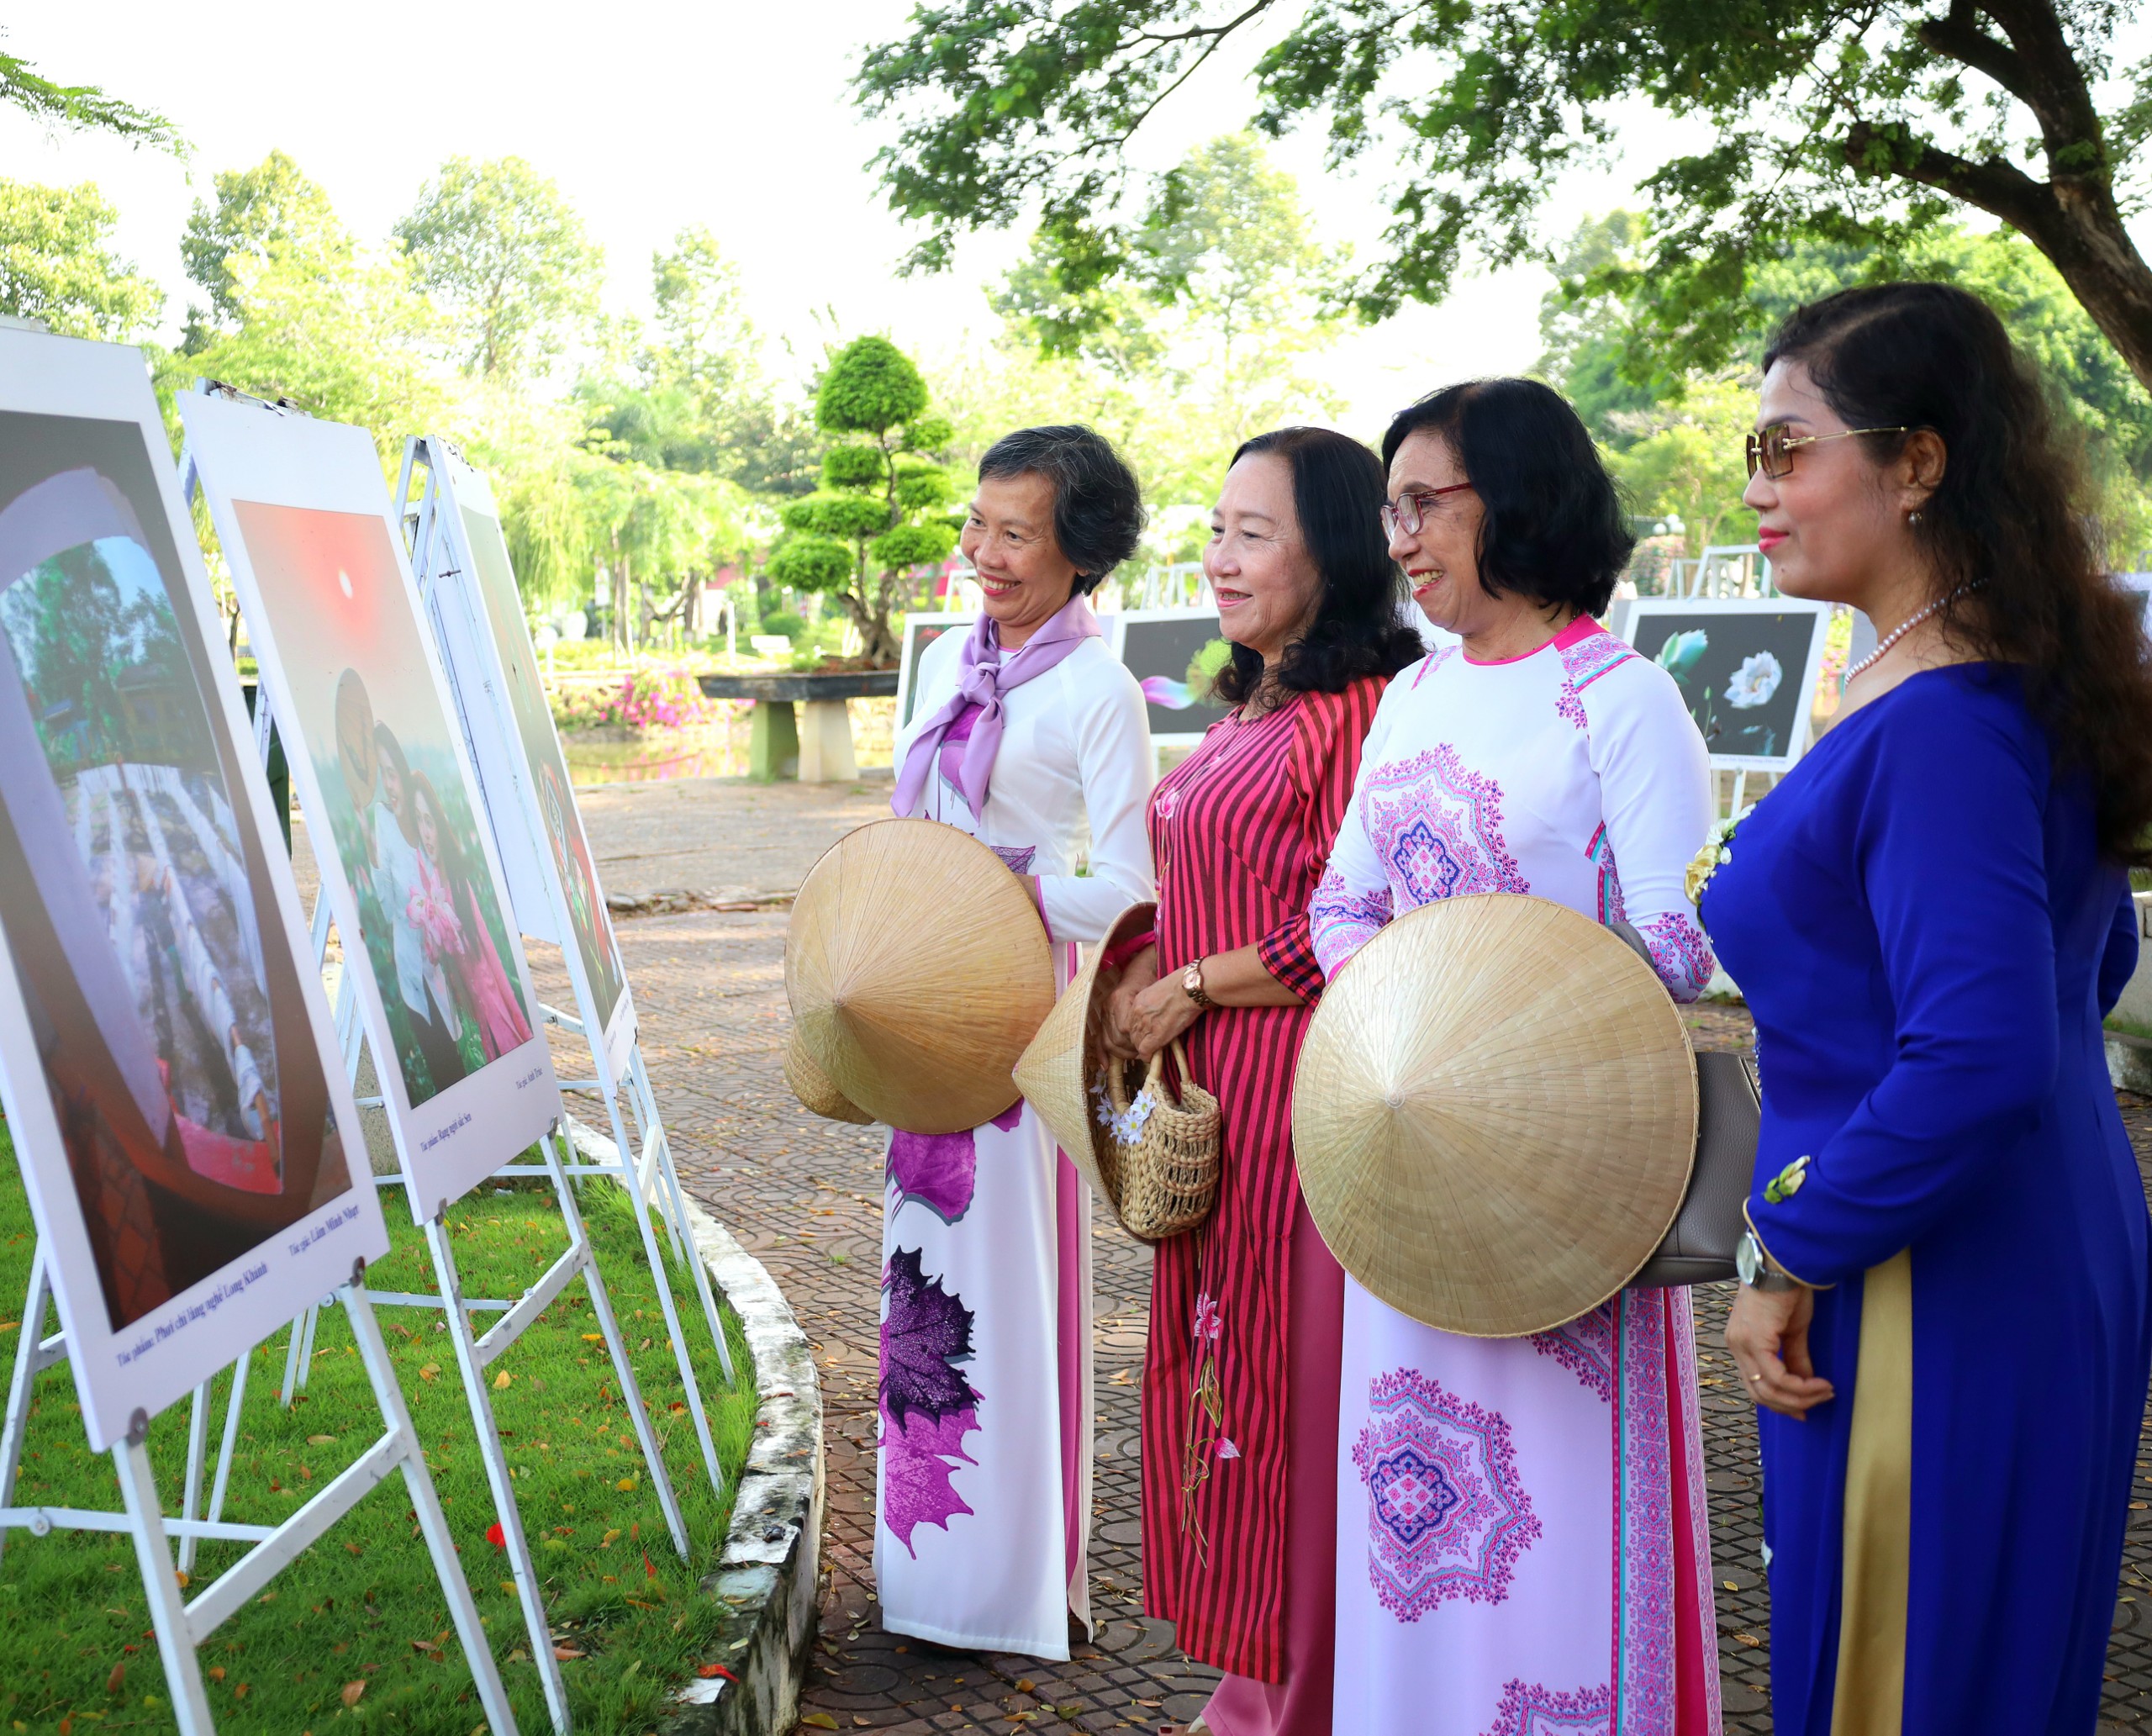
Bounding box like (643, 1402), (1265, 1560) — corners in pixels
(1309, 618), (1723, 1734)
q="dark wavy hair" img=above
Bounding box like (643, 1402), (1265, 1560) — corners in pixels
(1380, 378), (1635, 617)
(977, 424), (1145, 595)
(1764, 282), (2152, 863)
(1212, 426), (1426, 705)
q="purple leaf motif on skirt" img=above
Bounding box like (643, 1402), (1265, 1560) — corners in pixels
(988, 843), (1036, 874)
(888, 1128), (978, 1223)
(884, 1103), (1025, 1224)
(879, 1247), (984, 1554)
(882, 1403), (981, 1554)
(881, 1246), (979, 1427)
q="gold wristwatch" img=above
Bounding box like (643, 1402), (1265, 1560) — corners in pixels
(1182, 958), (1216, 1010)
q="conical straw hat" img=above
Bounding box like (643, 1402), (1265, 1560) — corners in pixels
(784, 1029), (873, 1124)
(1014, 901), (1158, 1216)
(1293, 894), (1696, 1338)
(786, 817), (1055, 1134)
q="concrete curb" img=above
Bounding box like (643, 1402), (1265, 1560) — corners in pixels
(559, 1115), (824, 1734)
(669, 1199), (825, 1736)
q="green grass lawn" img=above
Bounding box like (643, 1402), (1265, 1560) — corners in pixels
(0, 1122), (757, 1734)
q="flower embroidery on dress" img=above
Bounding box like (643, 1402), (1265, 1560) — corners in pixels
(1363, 746), (1528, 909)
(1152, 783), (1180, 822)
(1353, 1368), (1540, 1621)
(1529, 1303), (1614, 1403)
(1310, 866), (1395, 979)
(1584, 825), (1625, 926)
(1192, 1292), (1222, 1341)
(1559, 628), (1637, 692)
(1477, 1678), (1613, 1736)
(1411, 643), (1459, 689)
(1636, 910), (1715, 1003)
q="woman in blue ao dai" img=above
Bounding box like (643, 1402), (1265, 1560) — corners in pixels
(878, 427), (1154, 1658)
(1712, 283), (2152, 1734)
(1308, 380), (1723, 1733)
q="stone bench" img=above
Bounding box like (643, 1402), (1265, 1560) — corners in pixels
(698, 671), (899, 783)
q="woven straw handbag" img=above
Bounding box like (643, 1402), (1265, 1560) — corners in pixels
(1094, 1039), (1222, 1242)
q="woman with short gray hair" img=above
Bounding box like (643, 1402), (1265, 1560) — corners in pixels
(875, 424), (1155, 1659)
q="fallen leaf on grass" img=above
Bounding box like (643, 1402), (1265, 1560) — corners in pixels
(580, 1333), (602, 1343)
(307, 1433), (335, 1446)
(340, 1682), (366, 1708)
(493, 1371), (513, 1390)
(419, 1364), (440, 1381)
(614, 1476), (636, 1492)
(106, 1663), (124, 1696)
(233, 1684), (249, 1698)
(206, 1667), (224, 1681)
(487, 1522), (507, 1549)
(410, 1638), (441, 1655)
(695, 1664), (737, 1681)
(601, 1528), (620, 1548)
(551, 1646), (585, 1660)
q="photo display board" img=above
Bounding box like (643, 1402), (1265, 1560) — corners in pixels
(1113, 607), (1232, 747)
(895, 611), (975, 734)
(0, 334), (388, 1449)
(420, 446), (634, 1083)
(1618, 598), (1832, 773)
(179, 393), (562, 1221)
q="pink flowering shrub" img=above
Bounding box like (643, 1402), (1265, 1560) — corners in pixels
(615, 665), (715, 731)
(546, 664), (717, 734)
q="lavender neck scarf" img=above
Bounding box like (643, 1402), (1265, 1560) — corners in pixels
(892, 594), (1102, 817)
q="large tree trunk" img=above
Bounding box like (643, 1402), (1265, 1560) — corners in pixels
(1854, 1), (2152, 393)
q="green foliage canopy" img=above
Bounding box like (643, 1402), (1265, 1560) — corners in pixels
(0, 179), (161, 340)
(0, 37), (180, 151)
(181, 150), (345, 335)
(395, 156), (600, 380)
(857, 0), (2152, 393)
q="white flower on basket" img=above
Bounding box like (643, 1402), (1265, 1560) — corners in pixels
(1724, 651), (1783, 709)
(1091, 1079), (1158, 1147)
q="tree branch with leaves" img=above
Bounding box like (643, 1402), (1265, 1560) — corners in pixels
(857, 0), (2152, 391)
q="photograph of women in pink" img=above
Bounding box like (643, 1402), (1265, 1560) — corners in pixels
(408, 769), (532, 1061)
(228, 498), (532, 1108)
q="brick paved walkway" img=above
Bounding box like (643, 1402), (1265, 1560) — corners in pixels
(536, 773), (2152, 1734)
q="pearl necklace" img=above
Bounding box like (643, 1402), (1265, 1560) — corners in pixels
(1844, 583), (1977, 684)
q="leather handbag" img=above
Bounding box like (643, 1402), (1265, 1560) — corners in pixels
(1628, 1048), (1759, 1286)
(1609, 921), (1761, 1287)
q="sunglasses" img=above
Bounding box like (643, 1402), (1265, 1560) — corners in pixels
(1380, 482), (1475, 538)
(1745, 424), (1910, 480)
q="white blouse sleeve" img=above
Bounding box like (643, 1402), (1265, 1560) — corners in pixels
(1586, 658), (1717, 1000)
(1309, 678), (1404, 979)
(1038, 655), (1157, 944)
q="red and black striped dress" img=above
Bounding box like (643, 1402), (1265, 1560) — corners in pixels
(1139, 675), (1386, 1682)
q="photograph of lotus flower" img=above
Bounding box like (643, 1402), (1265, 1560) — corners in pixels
(1625, 606), (1829, 768)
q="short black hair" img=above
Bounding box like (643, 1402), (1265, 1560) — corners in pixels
(977, 425), (1146, 595)
(1213, 426), (1427, 704)
(1381, 378), (1634, 617)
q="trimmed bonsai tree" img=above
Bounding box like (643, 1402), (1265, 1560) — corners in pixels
(767, 335), (957, 666)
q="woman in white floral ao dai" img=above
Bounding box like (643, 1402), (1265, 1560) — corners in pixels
(1309, 380), (1722, 1734)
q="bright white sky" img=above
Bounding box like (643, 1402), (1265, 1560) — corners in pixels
(0, 2), (2055, 435)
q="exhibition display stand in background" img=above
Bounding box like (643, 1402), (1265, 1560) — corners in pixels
(0, 331), (514, 1733)
(394, 435), (736, 1439)
(177, 385), (694, 1733)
